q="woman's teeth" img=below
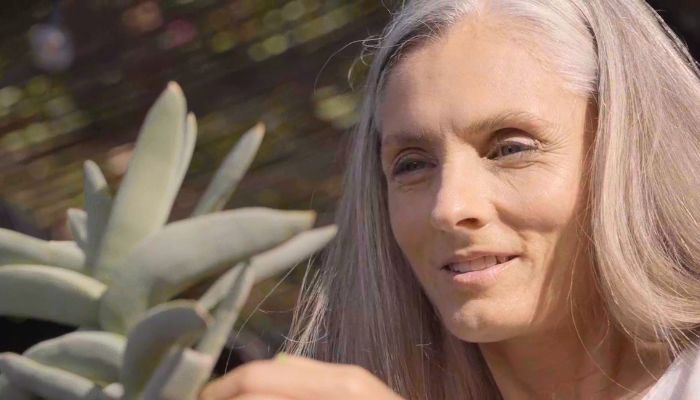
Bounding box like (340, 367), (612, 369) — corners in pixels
(445, 256), (512, 273)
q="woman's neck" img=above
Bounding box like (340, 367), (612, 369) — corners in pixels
(478, 318), (669, 400)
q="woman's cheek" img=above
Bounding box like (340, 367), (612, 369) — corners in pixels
(388, 190), (431, 263)
(505, 163), (583, 231)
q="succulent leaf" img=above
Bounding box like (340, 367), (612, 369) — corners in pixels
(83, 161), (113, 272)
(67, 209), (88, 251)
(100, 207), (315, 334)
(199, 264), (243, 312)
(24, 331), (125, 386)
(196, 263), (254, 359)
(199, 225), (337, 310)
(49, 241), (87, 271)
(192, 123), (265, 216)
(0, 353), (103, 400)
(101, 383), (123, 400)
(170, 112), (197, 204)
(94, 82), (187, 283)
(0, 229), (85, 272)
(141, 348), (214, 400)
(122, 300), (212, 398)
(0, 265), (106, 327)
(252, 224), (337, 282)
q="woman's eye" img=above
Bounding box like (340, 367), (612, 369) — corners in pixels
(393, 159), (430, 176)
(488, 141), (538, 160)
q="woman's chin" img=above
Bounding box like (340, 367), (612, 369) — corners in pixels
(450, 327), (515, 344)
(440, 310), (524, 344)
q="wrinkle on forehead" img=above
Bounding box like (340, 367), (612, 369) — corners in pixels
(380, 110), (560, 151)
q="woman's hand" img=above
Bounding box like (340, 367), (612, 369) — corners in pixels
(199, 353), (404, 400)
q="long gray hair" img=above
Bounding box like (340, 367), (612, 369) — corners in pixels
(282, 1), (700, 398)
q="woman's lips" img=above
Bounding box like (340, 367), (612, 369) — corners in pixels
(442, 256), (520, 287)
(443, 255), (517, 273)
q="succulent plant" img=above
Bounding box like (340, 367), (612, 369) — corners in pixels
(0, 82), (337, 400)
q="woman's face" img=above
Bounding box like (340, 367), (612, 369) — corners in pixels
(379, 20), (595, 343)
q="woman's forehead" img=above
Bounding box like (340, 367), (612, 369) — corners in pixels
(378, 20), (582, 141)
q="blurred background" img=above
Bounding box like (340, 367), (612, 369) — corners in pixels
(0, 0), (698, 374)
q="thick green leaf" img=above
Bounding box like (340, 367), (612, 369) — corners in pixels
(199, 264), (244, 312)
(24, 331), (125, 385)
(171, 112), (197, 203)
(100, 207), (315, 333)
(66, 209), (87, 251)
(196, 264), (254, 359)
(83, 161), (113, 273)
(0, 353), (102, 400)
(251, 224), (336, 282)
(50, 242), (86, 271)
(199, 225), (337, 310)
(122, 300), (211, 398)
(142, 348), (214, 400)
(101, 383), (123, 400)
(192, 123), (265, 216)
(0, 265), (106, 327)
(0, 229), (85, 272)
(93, 82), (187, 283)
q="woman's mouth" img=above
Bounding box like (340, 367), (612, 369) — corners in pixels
(441, 255), (519, 287)
(442, 255), (518, 274)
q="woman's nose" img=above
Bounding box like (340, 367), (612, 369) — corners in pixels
(429, 158), (493, 233)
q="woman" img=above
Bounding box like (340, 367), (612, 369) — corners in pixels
(201, 0), (700, 398)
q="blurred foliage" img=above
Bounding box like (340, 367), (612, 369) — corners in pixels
(0, 0), (389, 235)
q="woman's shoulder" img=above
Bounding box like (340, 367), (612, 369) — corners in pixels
(644, 345), (700, 400)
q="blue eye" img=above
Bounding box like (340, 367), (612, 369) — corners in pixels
(393, 159), (429, 176)
(489, 141), (538, 159)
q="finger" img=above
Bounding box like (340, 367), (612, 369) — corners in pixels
(273, 353), (326, 367)
(199, 358), (357, 399)
(229, 394), (295, 400)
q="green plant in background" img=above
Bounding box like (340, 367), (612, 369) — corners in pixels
(0, 82), (337, 400)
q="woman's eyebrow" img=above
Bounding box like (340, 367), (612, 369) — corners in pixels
(460, 110), (557, 137)
(380, 131), (437, 149)
(381, 110), (557, 150)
